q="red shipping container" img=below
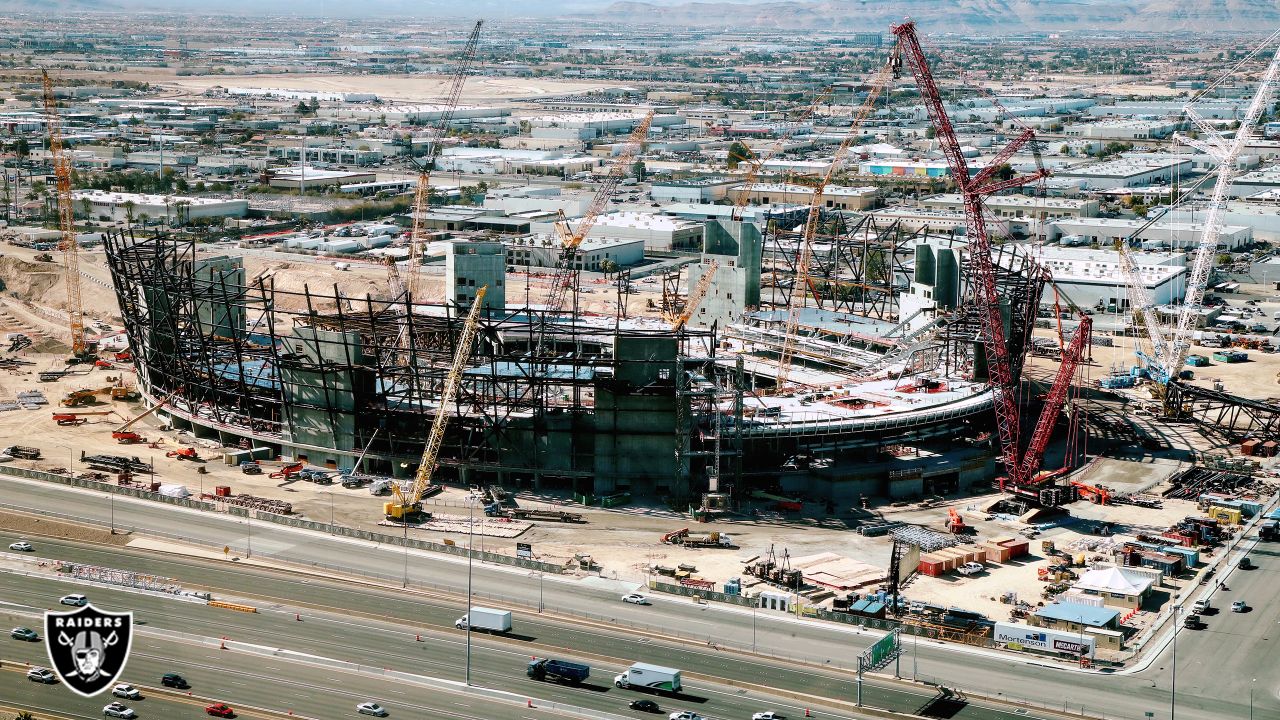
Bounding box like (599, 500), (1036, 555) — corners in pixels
(1242, 439), (1260, 456)
(215, 485), (232, 497)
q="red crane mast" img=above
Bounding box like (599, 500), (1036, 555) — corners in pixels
(892, 22), (1082, 499)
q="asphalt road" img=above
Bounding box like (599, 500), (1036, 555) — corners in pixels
(1, 478), (1276, 720)
(0, 570), (864, 720)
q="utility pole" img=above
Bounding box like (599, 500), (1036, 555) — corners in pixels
(1171, 604), (1180, 720)
(466, 495), (475, 686)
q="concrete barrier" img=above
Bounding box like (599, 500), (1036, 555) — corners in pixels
(208, 600), (258, 613)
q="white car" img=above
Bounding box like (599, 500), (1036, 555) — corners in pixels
(60, 594), (88, 606)
(356, 702), (388, 716)
(669, 712), (703, 720)
(621, 593), (651, 605)
(112, 684), (141, 700)
(753, 713), (784, 720)
(956, 562), (985, 576)
(1232, 600), (1248, 613)
(8, 540), (32, 551)
(27, 667), (56, 683)
(103, 702), (136, 718)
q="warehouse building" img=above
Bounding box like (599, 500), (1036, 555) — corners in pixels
(504, 235), (644, 272)
(72, 190), (249, 223)
(1047, 217), (1253, 251)
(1054, 157), (1195, 190)
(1027, 244), (1187, 310)
(1062, 119), (1185, 140)
(268, 167), (376, 190)
(575, 211), (704, 252)
(732, 183), (879, 211)
(921, 194), (1099, 222)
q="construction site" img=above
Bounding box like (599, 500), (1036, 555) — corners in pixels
(3, 21), (1280, 668)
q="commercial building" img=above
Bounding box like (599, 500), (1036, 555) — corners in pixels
(1047, 217), (1253, 251)
(1062, 119), (1185, 140)
(921, 194), (1099, 222)
(320, 104), (509, 125)
(72, 190), (249, 223)
(858, 159), (951, 178)
(1054, 157), (1195, 190)
(1028, 244), (1186, 310)
(650, 178), (740, 203)
(267, 167), (376, 190)
(484, 185), (592, 217)
(580, 211), (704, 252)
(504, 235), (644, 272)
(732, 184), (879, 211)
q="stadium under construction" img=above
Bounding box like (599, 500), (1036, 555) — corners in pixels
(103, 210), (1056, 506)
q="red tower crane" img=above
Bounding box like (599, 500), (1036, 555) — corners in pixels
(891, 22), (1088, 503)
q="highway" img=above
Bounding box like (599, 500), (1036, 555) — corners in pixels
(0, 477), (1275, 720)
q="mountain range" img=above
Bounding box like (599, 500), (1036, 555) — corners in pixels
(3, 0), (1279, 33)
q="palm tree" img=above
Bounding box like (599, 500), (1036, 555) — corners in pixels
(16, 712), (36, 720)
(79, 196), (92, 220)
(122, 199), (136, 228)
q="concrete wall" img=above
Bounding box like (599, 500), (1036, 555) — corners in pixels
(688, 220), (762, 330)
(447, 241), (506, 311)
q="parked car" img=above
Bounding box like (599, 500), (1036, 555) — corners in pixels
(356, 702), (388, 717)
(621, 593), (651, 605)
(60, 593), (88, 606)
(956, 562), (985, 576)
(8, 540), (33, 551)
(10, 627), (38, 641)
(27, 667), (57, 683)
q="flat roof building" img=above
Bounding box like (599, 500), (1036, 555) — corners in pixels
(576, 210), (704, 252)
(72, 190), (248, 223)
(1062, 119), (1185, 140)
(505, 234), (644, 273)
(268, 167), (376, 190)
(733, 183), (879, 211)
(922, 193), (1099, 222)
(1047, 216), (1252, 251)
(1055, 157), (1195, 189)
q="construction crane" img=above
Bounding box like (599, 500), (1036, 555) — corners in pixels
(111, 389), (179, 444)
(669, 259), (719, 332)
(774, 62), (896, 389)
(892, 21), (1086, 504)
(1122, 30), (1280, 386)
(42, 71), (89, 363)
(730, 87), (834, 222)
(397, 20), (484, 304)
(385, 286), (488, 521)
(543, 110), (655, 322)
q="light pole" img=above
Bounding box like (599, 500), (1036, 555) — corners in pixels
(401, 516), (409, 588)
(245, 510), (252, 559)
(328, 490), (334, 533)
(752, 600), (757, 653)
(913, 630), (918, 682)
(109, 493), (114, 534)
(538, 567), (544, 613)
(1250, 678), (1256, 720)
(466, 495), (475, 686)
(1171, 604), (1180, 720)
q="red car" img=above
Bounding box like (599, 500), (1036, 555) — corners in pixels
(205, 704), (235, 718)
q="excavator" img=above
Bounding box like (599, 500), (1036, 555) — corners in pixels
(385, 287), (488, 523)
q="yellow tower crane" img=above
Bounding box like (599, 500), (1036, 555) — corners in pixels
(385, 286), (488, 521)
(668, 259), (719, 332)
(42, 71), (89, 363)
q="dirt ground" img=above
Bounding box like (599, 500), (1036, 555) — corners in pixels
(0, 507), (131, 547)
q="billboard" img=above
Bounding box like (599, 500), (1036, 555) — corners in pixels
(995, 622), (1095, 656)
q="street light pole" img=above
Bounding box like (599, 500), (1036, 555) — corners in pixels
(402, 517), (409, 588)
(246, 510), (252, 559)
(1250, 678), (1256, 720)
(466, 495), (475, 686)
(752, 601), (757, 653)
(1171, 604), (1180, 720)
(109, 493), (114, 534)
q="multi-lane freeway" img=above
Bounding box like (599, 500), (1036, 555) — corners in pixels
(0, 477), (1275, 720)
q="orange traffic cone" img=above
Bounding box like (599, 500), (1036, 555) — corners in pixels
(527, 699), (534, 708)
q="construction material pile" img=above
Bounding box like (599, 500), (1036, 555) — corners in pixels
(221, 493), (293, 515)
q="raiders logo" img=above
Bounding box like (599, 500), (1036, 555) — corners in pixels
(44, 604), (134, 697)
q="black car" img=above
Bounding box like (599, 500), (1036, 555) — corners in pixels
(161, 673), (189, 689)
(629, 699), (660, 713)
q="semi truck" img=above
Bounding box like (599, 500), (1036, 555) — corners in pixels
(613, 662), (682, 694)
(526, 658), (590, 684)
(455, 607), (511, 633)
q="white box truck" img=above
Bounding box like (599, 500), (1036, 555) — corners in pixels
(613, 662), (682, 694)
(455, 607), (512, 633)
